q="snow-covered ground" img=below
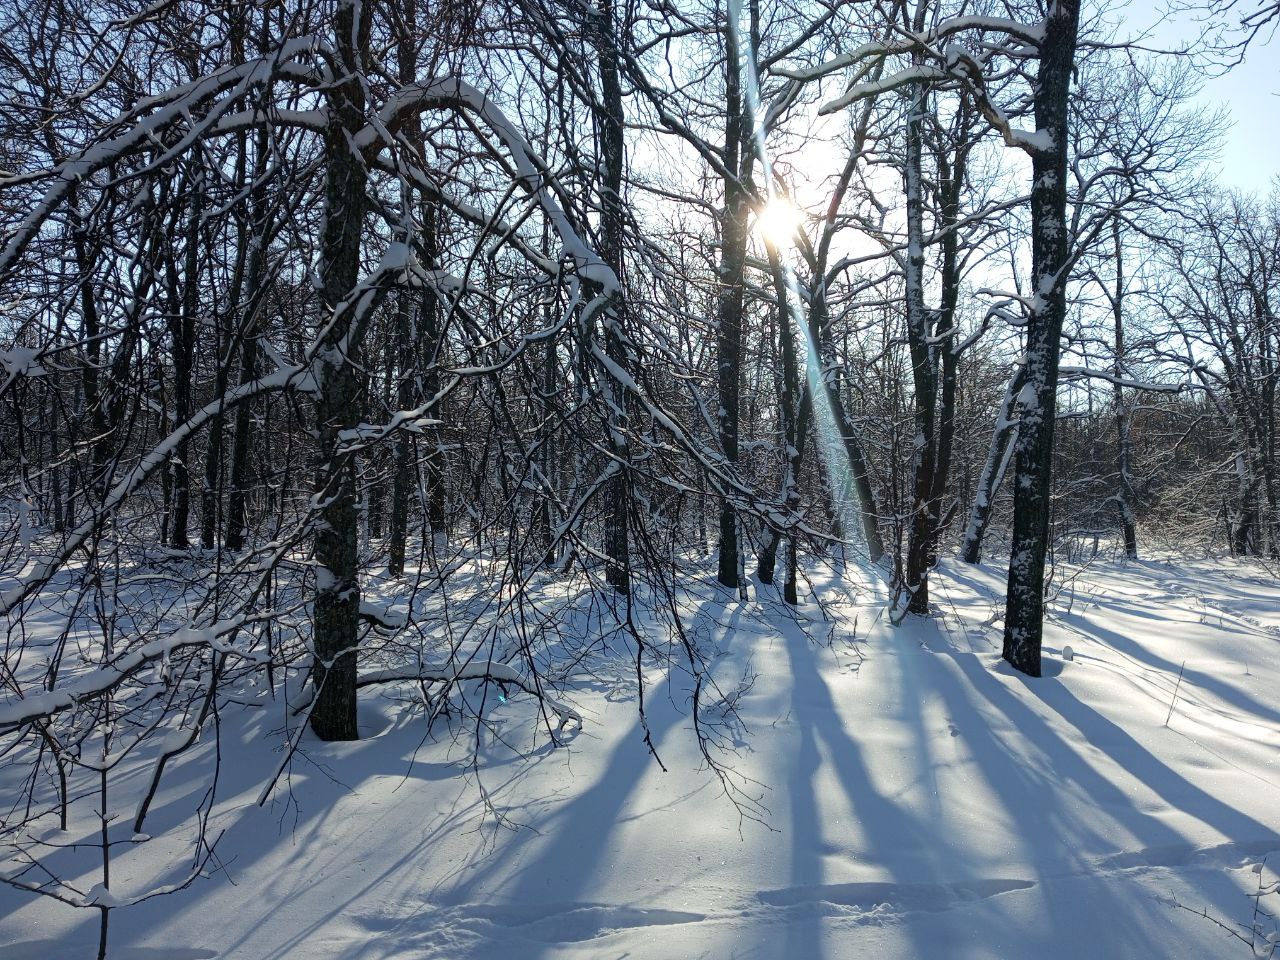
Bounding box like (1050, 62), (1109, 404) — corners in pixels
(3, 556), (1279, 959)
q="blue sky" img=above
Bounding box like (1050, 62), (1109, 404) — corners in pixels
(1123, 0), (1279, 193)
(1199, 31), (1279, 192)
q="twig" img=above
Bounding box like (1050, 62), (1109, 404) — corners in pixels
(1164, 659), (1186, 727)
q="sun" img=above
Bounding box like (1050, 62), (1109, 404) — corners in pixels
(755, 196), (805, 248)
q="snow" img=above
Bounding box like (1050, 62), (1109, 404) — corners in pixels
(0, 615), (248, 727)
(0, 364), (313, 620)
(2, 557), (1278, 958)
(84, 884), (124, 909)
(820, 67), (950, 116)
(0, 36), (323, 277)
(0, 346), (45, 380)
(774, 17), (1044, 84)
(363, 79), (618, 297)
(1011, 128), (1055, 152)
(1016, 381), (1039, 412)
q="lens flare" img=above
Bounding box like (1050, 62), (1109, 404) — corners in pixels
(755, 197), (804, 248)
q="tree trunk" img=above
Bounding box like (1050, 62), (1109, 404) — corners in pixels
(225, 328), (258, 552)
(1002, 0), (1082, 677)
(531, 328), (558, 564)
(589, 0), (632, 593)
(70, 194), (108, 504)
(201, 323), (229, 550)
(809, 275), (883, 562)
(225, 14), (267, 554)
(757, 245), (812, 603)
(927, 108), (969, 567)
(386, 291), (415, 576)
(168, 176), (202, 549)
(421, 213), (447, 553)
(1111, 220), (1138, 559)
(226, 123), (270, 552)
(310, 0), (369, 742)
(716, 9), (750, 591)
(902, 74), (937, 616)
(961, 364), (1026, 563)
(1233, 451), (1257, 555)
(820, 362), (883, 561)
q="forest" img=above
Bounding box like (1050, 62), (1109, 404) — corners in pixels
(0, 0), (1278, 957)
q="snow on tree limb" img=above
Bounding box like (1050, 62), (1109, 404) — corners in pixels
(357, 77), (619, 296)
(0, 36), (325, 280)
(358, 661), (582, 729)
(0, 616), (252, 730)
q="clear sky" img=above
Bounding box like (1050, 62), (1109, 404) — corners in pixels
(1122, 0), (1279, 194)
(1196, 31), (1279, 192)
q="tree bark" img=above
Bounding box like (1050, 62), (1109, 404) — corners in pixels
(716, 9), (750, 590)
(961, 363), (1026, 564)
(168, 174), (202, 549)
(926, 107), (969, 567)
(756, 245), (812, 605)
(310, 0), (369, 741)
(902, 73), (937, 616)
(1002, 0), (1082, 677)
(1110, 220), (1138, 559)
(386, 290), (415, 576)
(589, 0), (632, 593)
